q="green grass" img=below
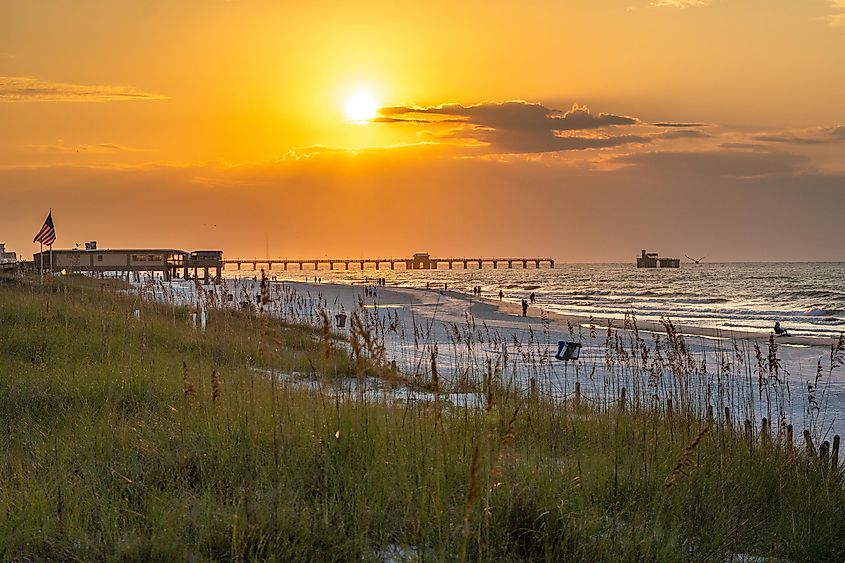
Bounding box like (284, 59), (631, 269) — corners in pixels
(0, 275), (843, 561)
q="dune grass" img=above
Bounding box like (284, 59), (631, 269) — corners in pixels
(0, 274), (843, 561)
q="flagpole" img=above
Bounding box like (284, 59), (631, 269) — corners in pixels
(39, 242), (43, 280)
(48, 207), (53, 275)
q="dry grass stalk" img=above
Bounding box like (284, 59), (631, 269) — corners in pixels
(490, 404), (521, 483)
(462, 444), (481, 540)
(665, 427), (709, 488)
(211, 370), (222, 404)
(182, 361), (196, 398)
(431, 345), (441, 427)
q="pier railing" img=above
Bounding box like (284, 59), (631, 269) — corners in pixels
(221, 256), (555, 271)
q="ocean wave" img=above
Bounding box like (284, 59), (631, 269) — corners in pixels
(806, 308), (842, 317)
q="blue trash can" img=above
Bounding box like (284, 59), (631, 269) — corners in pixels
(555, 341), (581, 361)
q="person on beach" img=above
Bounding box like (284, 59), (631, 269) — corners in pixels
(521, 299), (528, 317)
(774, 321), (790, 337)
(530, 292), (536, 303)
(499, 290), (504, 300)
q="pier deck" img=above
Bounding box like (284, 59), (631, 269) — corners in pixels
(222, 253), (554, 271)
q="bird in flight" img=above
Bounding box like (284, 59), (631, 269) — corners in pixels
(685, 255), (706, 264)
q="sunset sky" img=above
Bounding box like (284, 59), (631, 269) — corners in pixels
(2, 0), (845, 262)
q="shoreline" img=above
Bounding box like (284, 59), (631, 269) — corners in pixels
(224, 263), (845, 342)
(299, 280), (835, 350)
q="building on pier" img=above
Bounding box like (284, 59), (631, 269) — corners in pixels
(0, 243), (16, 264)
(33, 244), (223, 282)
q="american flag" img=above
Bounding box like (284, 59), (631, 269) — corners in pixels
(33, 211), (57, 246)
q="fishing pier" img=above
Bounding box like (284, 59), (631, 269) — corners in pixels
(223, 252), (555, 271)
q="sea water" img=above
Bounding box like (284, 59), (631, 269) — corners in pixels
(227, 262), (845, 340)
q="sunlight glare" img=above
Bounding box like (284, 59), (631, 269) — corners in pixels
(344, 90), (379, 122)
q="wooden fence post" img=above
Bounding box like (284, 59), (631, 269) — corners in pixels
(804, 430), (817, 459)
(820, 441), (830, 470)
(786, 424), (794, 454)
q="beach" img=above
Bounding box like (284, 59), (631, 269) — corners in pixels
(141, 275), (845, 439)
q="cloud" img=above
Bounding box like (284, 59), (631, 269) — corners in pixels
(377, 100), (651, 154)
(753, 125), (845, 145)
(828, 0), (845, 27)
(718, 142), (771, 150)
(554, 104), (638, 130)
(25, 142), (145, 154)
(651, 0), (711, 7)
(381, 101), (638, 130)
(655, 129), (711, 140)
(613, 147), (810, 179)
(0, 76), (167, 102)
(652, 122), (710, 128)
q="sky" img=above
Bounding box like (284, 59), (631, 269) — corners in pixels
(2, 0), (844, 262)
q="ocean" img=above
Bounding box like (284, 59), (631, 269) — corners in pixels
(226, 262), (845, 340)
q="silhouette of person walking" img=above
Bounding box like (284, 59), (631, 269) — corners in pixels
(530, 292), (536, 303)
(499, 290), (504, 300)
(521, 299), (528, 317)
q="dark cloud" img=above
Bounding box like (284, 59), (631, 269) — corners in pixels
(0, 76), (167, 102)
(753, 125), (845, 145)
(552, 104), (638, 130)
(613, 148), (809, 179)
(652, 122), (710, 128)
(655, 129), (711, 140)
(450, 129), (652, 153)
(718, 142), (770, 150)
(371, 116), (431, 124)
(377, 100), (648, 154)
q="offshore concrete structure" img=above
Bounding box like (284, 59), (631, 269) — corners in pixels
(636, 249), (680, 268)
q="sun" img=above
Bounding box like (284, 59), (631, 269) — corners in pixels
(344, 91), (379, 122)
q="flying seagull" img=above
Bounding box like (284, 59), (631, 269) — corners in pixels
(685, 255), (706, 264)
